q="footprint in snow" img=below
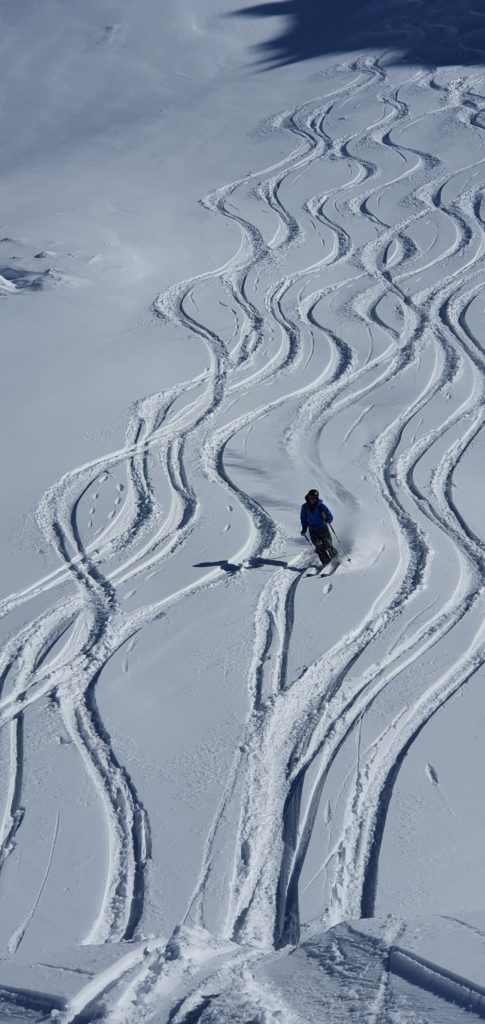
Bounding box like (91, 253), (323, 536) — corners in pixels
(123, 630), (138, 674)
(87, 489), (102, 530)
(426, 762), (439, 786)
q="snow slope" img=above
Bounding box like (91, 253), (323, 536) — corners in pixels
(0, 0), (485, 1020)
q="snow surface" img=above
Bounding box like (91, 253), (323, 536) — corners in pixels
(1, 0), (485, 1020)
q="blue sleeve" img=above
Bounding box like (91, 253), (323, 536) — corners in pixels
(300, 504), (308, 529)
(320, 502), (333, 523)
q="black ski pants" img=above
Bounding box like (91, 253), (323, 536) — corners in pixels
(309, 526), (336, 566)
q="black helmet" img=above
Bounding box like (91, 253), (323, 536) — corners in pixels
(305, 488), (319, 501)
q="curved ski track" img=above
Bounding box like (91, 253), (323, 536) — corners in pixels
(0, 53), (485, 1023)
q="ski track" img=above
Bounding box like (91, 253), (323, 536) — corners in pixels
(1, 46), (485, 1023)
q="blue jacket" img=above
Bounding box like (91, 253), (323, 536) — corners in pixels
(300, 499), (333, 531)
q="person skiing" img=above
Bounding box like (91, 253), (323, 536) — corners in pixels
(300, 488), (338, 567)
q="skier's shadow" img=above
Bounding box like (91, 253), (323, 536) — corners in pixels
(194, 557), (301, 574)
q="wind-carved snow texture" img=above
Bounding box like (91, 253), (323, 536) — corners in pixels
(0, 51), (485, 1023)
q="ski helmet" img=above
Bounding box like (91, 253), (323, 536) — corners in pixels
(305, 488), (319, 502)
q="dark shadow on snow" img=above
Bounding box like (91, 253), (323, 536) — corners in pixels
(194, 557), (301, 573)
(230, 0), (485, 69)
(194, 559), (242, 574)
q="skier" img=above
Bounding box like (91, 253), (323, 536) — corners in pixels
(300, 488), (338, 567)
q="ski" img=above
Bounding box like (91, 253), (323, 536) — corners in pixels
(306, 559), (340, 578)
(320, 561), (340, 577)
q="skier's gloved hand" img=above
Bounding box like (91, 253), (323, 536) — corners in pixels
(300, 528), (307, 536)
